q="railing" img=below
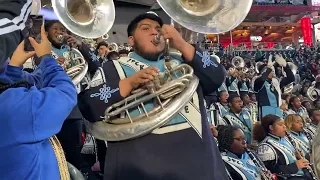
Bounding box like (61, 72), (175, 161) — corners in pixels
(252, 0), (307, 6)
(198, 42), (297, 53)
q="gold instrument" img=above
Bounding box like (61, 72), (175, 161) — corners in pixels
(248, 102), (258, 124)
(247, 150), (275, 180)
(286, 132), (318, 180)
(86, 0), (252, 141)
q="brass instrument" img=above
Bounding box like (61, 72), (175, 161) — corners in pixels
(248, 102), (258, 124)
(51, 0), (115, 38)
(230, 56), (247, 78)
(247, 150), (275, 180)
(307, 84), (320, 101)
(53, 35), (88, 86)
(86, 0), (252, 141)
(108, 42), (119, 52)
(286, 132), (318, 180)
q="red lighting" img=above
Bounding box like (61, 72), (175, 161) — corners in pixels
(301, 17), (313, 46)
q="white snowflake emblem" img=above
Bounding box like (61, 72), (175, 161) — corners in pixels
(196, 51), (218, 68)
(90, 84), (119, 103)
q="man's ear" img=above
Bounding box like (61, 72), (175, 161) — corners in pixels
(128, 36), (134, 47)
(46, 32), (48, 37)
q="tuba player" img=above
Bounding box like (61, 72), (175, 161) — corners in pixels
(79, 12), (228, 180)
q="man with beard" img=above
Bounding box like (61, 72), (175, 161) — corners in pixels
(78, 12), (228, 180)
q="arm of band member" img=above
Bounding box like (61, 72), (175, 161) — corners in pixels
(280, 65), (295, 88)
(78, 80), (123, 122)
(78, 42), (101, 76)
(185, 47), (227, 95)
(0, 0), (33, 66)
(31, 56), (77, 141)
(253, 68), (272, 92)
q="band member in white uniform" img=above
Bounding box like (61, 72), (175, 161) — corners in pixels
(78, 12), (229, 180)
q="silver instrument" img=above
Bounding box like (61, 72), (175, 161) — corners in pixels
(108, 42), (119, 52)
(307, 84), (320, 101)
(86, 0), (251, 141)
(51, 0), (115, 38)
(231, 56), (245, 68)
(247, 150), (275, 180)
(156, 0), (253, 34)
(286, 132), (318, 180)
(85, 64), (199, 141)
(67, 162), (85, 180)
(51, 36), (88, 86)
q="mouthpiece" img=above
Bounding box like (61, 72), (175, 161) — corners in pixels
(57, 35), (64, 41)
(153, 35), (161, 45)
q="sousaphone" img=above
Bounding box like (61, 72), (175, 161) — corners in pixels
(85, 0), (253, 141)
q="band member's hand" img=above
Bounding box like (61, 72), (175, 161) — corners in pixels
(66, 35), (82, 48)
(9, 41), (36, 67)
(29, 25), (52, 57)
(161, 24), (195, 61)
(56, 57), (65, 65)
(296, 159), (309, 169)
(267, 55), (275, 68)
(128, 67), (159, 89)
(210, 125), (218, 137)
(275, 55), (287, 67)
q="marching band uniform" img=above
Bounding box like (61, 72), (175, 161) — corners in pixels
(0, 56), (77, 179)
(305, 123), (317, 139)
(239, 79), (249, 96)
(216, 101), (229, 117)
(226, 76), (239, 95)
(79, 48), (228, 179)
(253, 56), (294, 119)
(258, 134), (305, 178)
(78, 17), (228, 178)
(208, 103), (228, 127)
(223, 109), (253, 144)
(218, 82), (228, 92)
(288, 131), (311, 159)
(221, 151), (261, 180)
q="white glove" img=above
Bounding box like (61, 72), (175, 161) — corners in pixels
(275, 54), (287, 67)
(267, 55), (275, 68)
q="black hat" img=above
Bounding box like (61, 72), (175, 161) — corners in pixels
(127, 12), (163, 37)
